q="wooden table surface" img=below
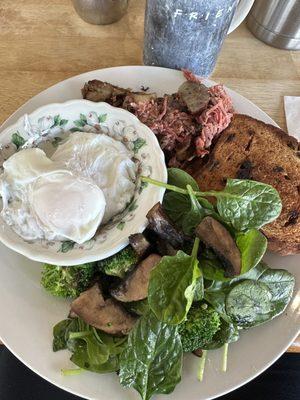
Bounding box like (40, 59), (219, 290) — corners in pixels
(0, 0), (299, 352)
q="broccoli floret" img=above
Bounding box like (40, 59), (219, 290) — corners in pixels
(41, 263), (96, 298)
(98, 246), (138, 278)
(178, 304), (221, 352)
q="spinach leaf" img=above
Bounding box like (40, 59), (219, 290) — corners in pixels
(204, 279), (216, 290)
(126, 299), (149, 316)
(238, 261), (268, 281)
(197, 196), (215, 211)
(204, 282), (232, 323)
(163, 192), (190, 224)
(64, 318), (86, 352)
(201, 255), (232, 282)
(162, 169), (200, 227)
(236, 229), (267, 274)
(182, 188), (229, 235)
(71, 345), (119, 373)
(144, 174), (282, 233)
(53, 318), (126, 373)
(203, 262), (271, 320)
(163, 191), (215, 233)
(167, 168), (199, 190)
(227, 262), (295, 325)
(226, 280), (273, 327)
(148, 241), (201, 324)
(53, 319), (76, 351)
(258, 269), (295, 318)
(225, 266), (295, 328)
(203, 319), (239, 350)
(70, 328), (127, 373)
(71, 333), (110, 368)
(193, 276), (204, 302)
(163, 184), (216, 235)
(119, 311), (182, 400)
(181, 185), (207, 235)
(211, 179), (282, 231)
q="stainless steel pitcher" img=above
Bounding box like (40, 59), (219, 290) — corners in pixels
(247, 0), (300, 50)
(72, 0), (129, 25)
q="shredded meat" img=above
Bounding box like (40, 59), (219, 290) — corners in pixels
(131, 73), (234, 166)
(182, 69), (201, 83)
(184, 71), (234, 155)
(196, 84), (234, 153)
(82, 70), (234, 167)
(130, 95), (198, 155)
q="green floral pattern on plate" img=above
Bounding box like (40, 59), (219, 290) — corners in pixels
(6, 110), (151, 253)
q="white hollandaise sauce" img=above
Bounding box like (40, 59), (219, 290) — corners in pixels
(0, 133), (137, 244)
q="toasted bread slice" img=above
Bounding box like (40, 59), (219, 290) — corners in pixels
(190, 114), (300, 255)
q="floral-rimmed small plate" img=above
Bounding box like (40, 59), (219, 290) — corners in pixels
(0, 100), (167, 265)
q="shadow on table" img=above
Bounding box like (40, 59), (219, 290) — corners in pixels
(0, 346), (299, 400)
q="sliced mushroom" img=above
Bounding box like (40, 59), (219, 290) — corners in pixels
(167, 93), (187, 112)
(81, 80), (128, 104)
(130, 92), (157, 103)
(140, 229), (176, 256)
(71, 283), (137, 335)
(111, 254), (161, 302)
(129, 233), (151, 257)
(195, 216), (241, 277)
(178, 81), (210, 114)
(146, 203), (186, 248)
(155, 238), (177, 256)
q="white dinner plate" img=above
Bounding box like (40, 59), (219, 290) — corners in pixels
(0, 66), (299, 400)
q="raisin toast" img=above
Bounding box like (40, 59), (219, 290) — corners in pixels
(191, 114), (300, 255)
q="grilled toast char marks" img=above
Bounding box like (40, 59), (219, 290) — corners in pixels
(190, 114), (300, 255)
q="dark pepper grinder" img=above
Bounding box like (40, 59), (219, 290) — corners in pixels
(143, 0), (238, 77)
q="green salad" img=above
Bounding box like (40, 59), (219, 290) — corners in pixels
(41, 168), (295, 400)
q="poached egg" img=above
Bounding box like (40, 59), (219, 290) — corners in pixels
(52, 133), (137, 223)
(0, 132), (137, 244)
